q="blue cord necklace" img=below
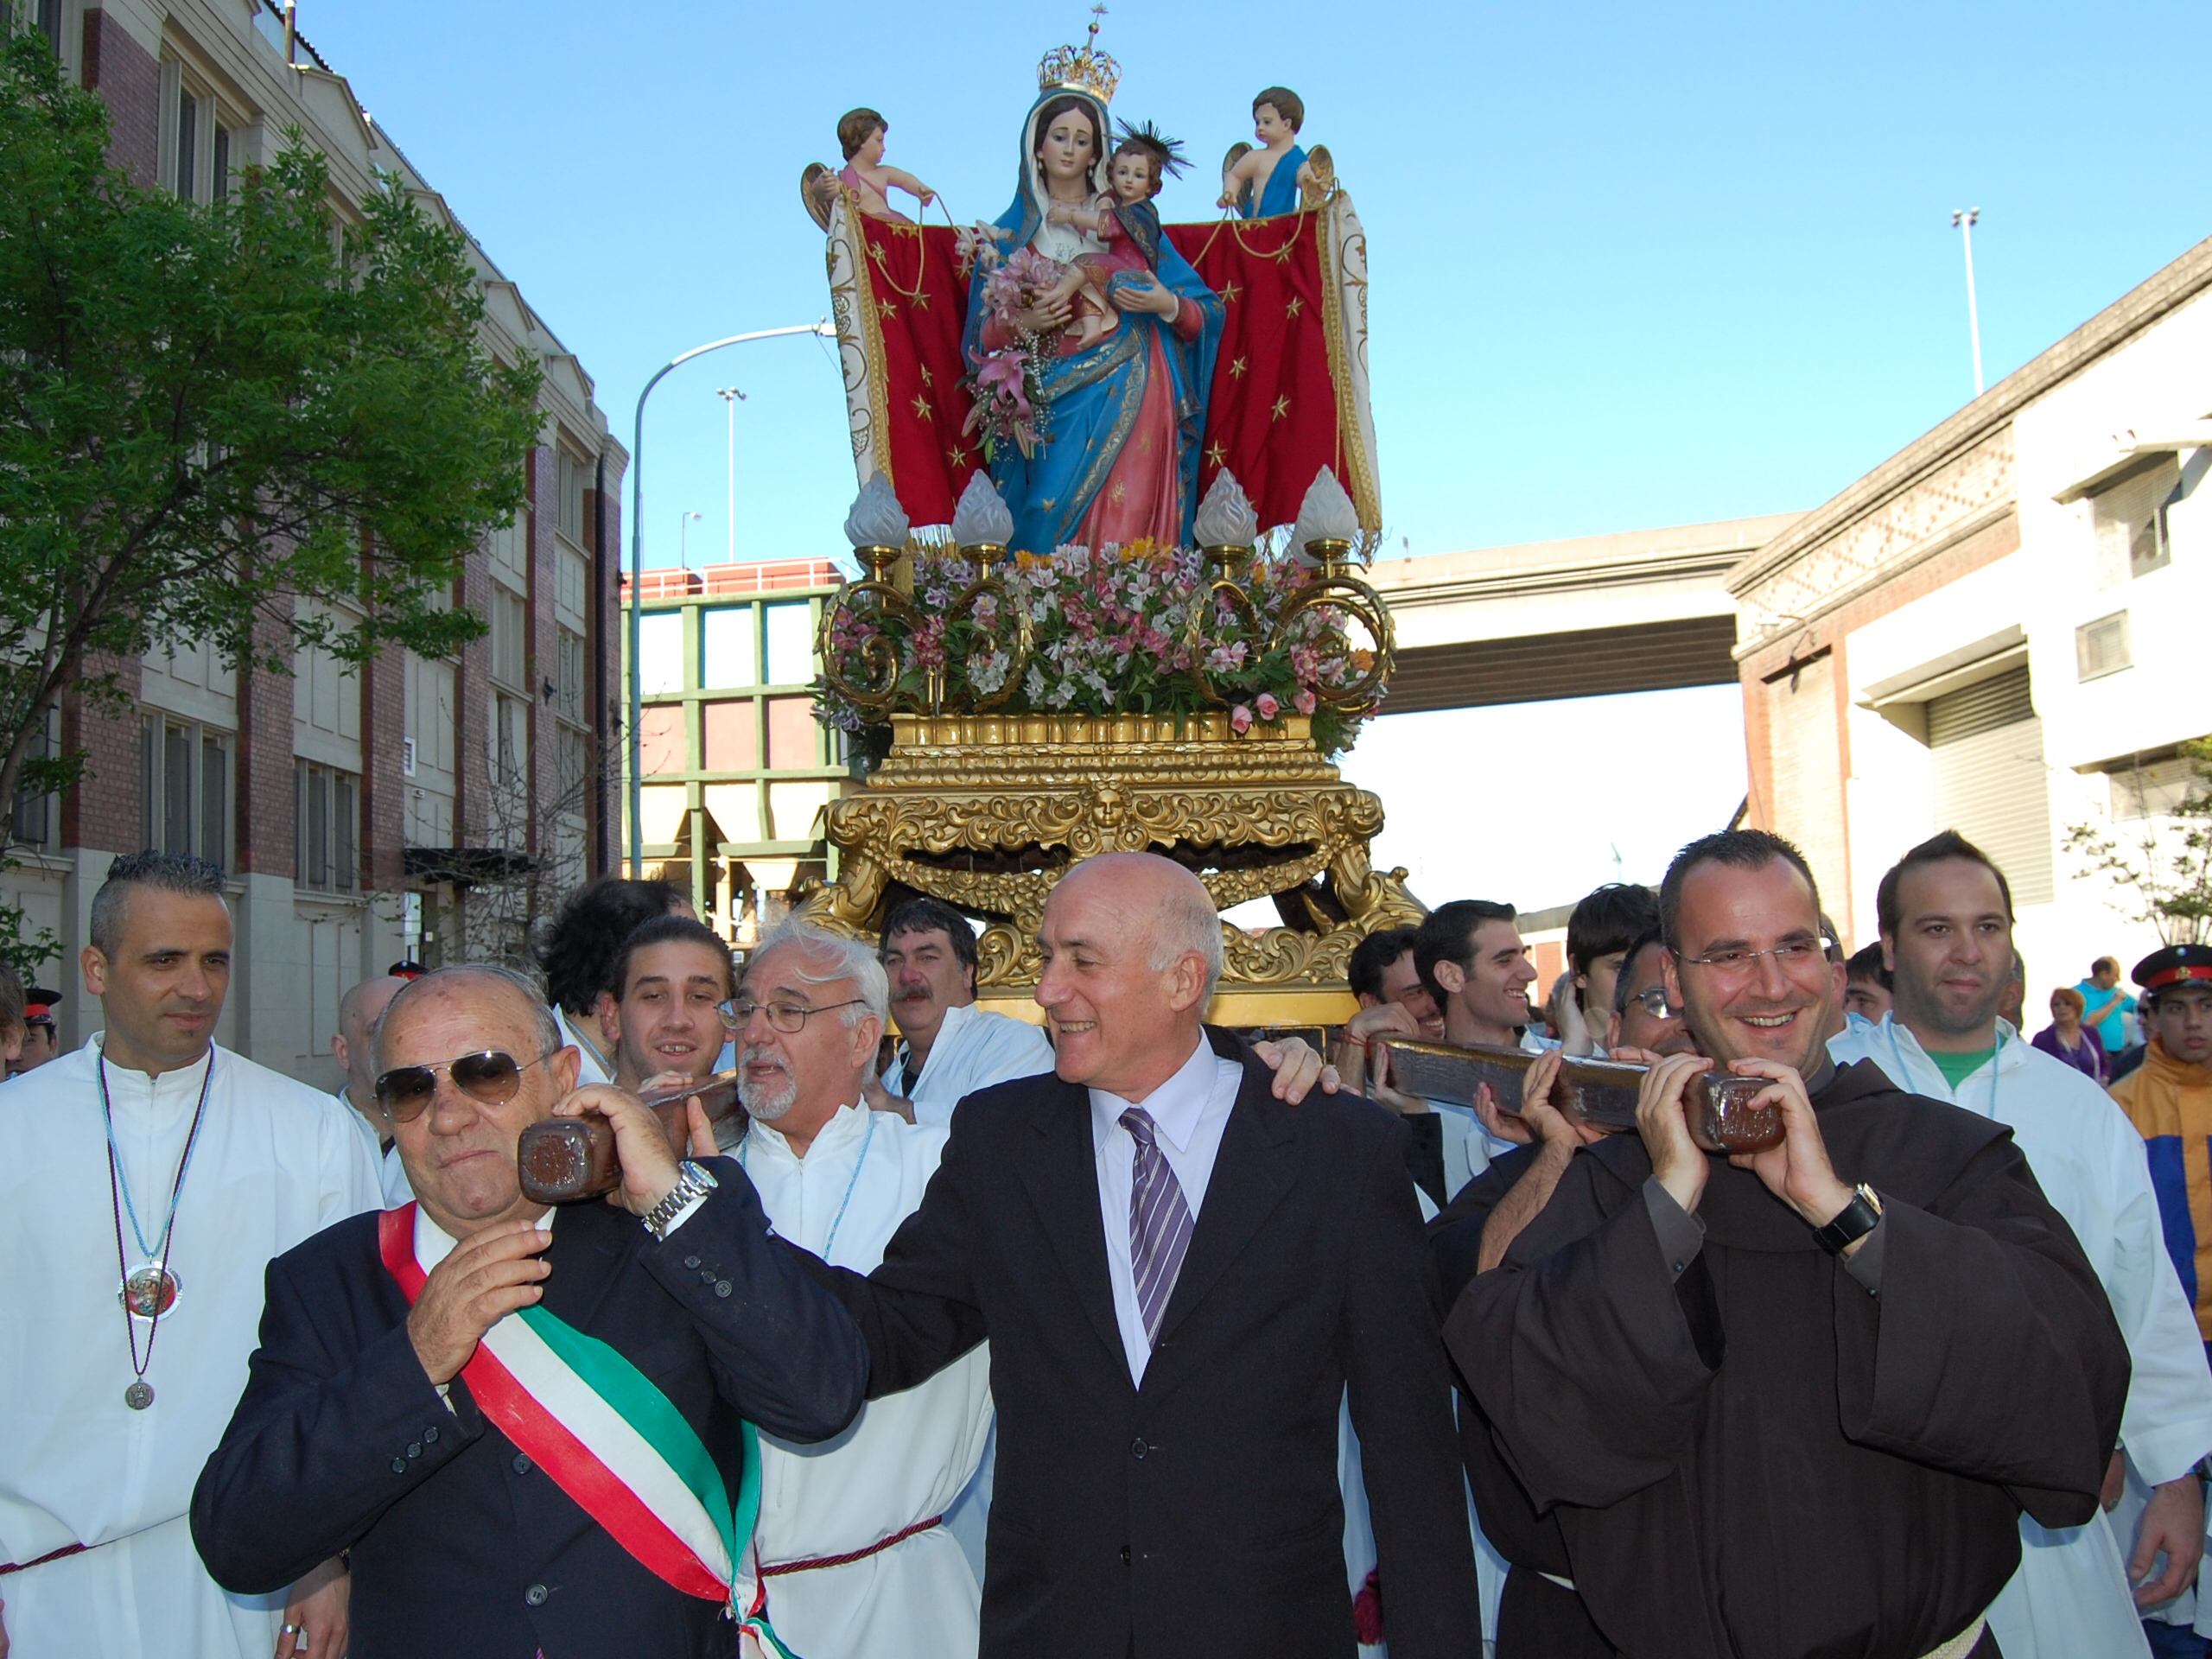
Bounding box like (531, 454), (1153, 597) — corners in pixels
(741, 1106), (878, 1262)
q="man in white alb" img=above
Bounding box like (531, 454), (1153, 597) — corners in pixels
(865, 896), (1054, 1128)
(1831, 831), (2212, 1659)
(0, 852), (383, 1659)
(331, 972), (411, 1205)
(724, 920), (995, 1659)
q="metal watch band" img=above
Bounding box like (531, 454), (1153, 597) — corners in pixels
(643, 1160), (717, 1242)
(1813, 1183), (1883, 1255)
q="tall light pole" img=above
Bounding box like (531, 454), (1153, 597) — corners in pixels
(717, 387), (747, 564)
(627, 321), (833, 874)
(677, 509), (702, 566)
(1951, 207), (1984, 398)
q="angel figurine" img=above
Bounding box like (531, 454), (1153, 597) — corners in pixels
(830, 106), (938, 224)
(1217, 86), (1321, 218)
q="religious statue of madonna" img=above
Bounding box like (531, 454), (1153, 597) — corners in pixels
(961, 41), (1224, 555)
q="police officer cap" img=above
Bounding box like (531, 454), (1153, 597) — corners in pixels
(2133, 944), (2212, 998)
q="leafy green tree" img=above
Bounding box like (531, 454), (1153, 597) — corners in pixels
(0, 30), (542, 823)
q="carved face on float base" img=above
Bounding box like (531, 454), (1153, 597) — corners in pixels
(1036, 103), (1098, 194)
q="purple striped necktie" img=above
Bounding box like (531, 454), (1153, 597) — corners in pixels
(1120, 1107), (1196, 1346)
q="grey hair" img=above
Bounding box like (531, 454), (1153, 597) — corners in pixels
(1147, 871), (1225, 1006)
(371, 963), (562, 1071)
(749, 921), (889, 1026)
(89, 850), (229, 957)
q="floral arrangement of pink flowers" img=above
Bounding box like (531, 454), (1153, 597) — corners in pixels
(957, 231), (1064, 461)
(815, 539), (1381, 759)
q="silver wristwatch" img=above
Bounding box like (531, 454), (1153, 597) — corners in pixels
(642, 1160), (718, 1243)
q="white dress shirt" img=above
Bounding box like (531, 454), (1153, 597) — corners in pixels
(551, 1003), (613, 1087)
(0, 1038), (383, 1658)
(1833, 1014), (2212, 1659)
(738, 1105), (992, 1659)
(898, 1001), (1057, 1128)
(1088, 1035), (1244, 1384)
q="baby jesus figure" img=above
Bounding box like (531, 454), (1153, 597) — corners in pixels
(1036, 122), (1186, 349)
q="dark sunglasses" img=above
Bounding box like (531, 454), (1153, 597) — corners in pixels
(373, 1048), (560, 1122)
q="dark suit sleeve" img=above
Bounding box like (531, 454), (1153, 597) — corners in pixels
(790, 1106), (990, 1399)
(1342, 1116), (1484, 1658)
(1830, 1136), (2128, 1527)
(193, 1243), (489, 1595)
(640, 1156), (871, 1442)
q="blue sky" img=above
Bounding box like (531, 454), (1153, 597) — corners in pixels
(306, 1), (2202, 909)
(308, 0), (2209, 569)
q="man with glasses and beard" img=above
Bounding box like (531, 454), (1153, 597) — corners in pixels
(1452, 829), (2127, 1659)
(192, 963), (869, 1659)
(1832, 831), (2212, 1659)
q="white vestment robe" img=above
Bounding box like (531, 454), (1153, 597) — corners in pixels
(895, 1001), (1055, 1128)
(1833, 1016), (2212, 1659)
(0, 1037), (384, 1659)
(332, 1087), (413, 1205)
(739, 1104), (993, 1659)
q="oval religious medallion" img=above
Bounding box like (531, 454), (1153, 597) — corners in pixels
(124, 1380), (155, 1410)
(118, 1264), (181, 1321)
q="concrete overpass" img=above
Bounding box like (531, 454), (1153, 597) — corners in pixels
(1363, 512), (1805, 713)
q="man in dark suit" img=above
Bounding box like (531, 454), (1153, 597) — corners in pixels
(794, 852), (1480, 1658)
(191, 963), (869, 1659)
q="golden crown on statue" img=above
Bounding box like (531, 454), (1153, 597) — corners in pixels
(1037, 4), (1121, 103)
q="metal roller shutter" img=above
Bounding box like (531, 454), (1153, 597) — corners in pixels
(1925, 668), (2054, 903)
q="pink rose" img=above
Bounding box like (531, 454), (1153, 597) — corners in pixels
(1230, 703), (1254, 734)
(1294, 688), (1318, 716)
(1255, 693), (1281, 721)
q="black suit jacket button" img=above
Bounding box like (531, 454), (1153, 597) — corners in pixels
(423, 1426), (439, 1444)
(1120, 1544), (1132, 1565)
(1131, 1438), (1147, 1460)
(700, 1268), (718, 1284)
(407, 1442), (422, 1459)
(390, 1457), (407, 1474)
(524, 1583), (549, 1607)
(715, 1280), (733, 1298)
(683, 1255), (702, 1270)
(513, 1452), (533, 1475)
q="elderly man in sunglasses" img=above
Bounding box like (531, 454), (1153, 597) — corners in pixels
(192, 962), (871, 1659)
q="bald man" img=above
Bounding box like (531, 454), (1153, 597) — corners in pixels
(791, 852), (1478, 1659)
(333, 974), (412, 1204)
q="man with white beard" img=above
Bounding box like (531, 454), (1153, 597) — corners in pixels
(722, 921), (995, 1658)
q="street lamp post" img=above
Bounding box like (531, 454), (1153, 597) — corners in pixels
(627, 321), (834, 874)
(718, 388), (746, 565)
(677, 509), (702, 566)
(1951, 207), (1984, 398)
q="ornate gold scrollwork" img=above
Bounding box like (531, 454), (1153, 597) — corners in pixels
(815, 543), (1034, 717)
(1271, 540), (1395, 712)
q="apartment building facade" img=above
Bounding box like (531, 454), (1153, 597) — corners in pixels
(1729, 232), (2212, 986)
(3, 0), (627, 1085)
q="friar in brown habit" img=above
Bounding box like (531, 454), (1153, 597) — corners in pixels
(1450, 830), (2127, 1659)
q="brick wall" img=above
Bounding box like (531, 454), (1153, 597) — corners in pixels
(235, 601), (296, 878)
(59, 652), (143, 854)
(80, 10), (158, 188)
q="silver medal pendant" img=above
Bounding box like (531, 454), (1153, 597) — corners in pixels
(118, 1264), (181, 1321)
(124, 1380), (155, 1409)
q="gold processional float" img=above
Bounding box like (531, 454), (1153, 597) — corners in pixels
(791, 23), (1422, 1028)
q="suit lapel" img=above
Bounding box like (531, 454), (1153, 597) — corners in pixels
(540, 1201), (631, 1332)
(1014, 1077), (1130, 1377)
(1151, 1050), (1297, 1352)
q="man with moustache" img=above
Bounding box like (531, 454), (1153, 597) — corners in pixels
(867, 897), (1054, 1128)
(1454, 829), (2127, 1659)
(1832, 831), (2212, 1659)
(192, 963), (868, 1658)
(722, 921), (995, 1658)
(788, 851), (1479, 1659)
(0, 852), (382, 1659)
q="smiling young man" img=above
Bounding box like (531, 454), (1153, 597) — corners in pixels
(1832, 830), (2212, 1659)
(1452, 828), (2127, 1659)
(788, 851), (1479, 1659)
(865, 897), (1054, 1128)
(1406, 900), (1547, 1200)
(192, 963), (868, 1659)
(602, 915), (737, 1097)
(0, 852), (382, 1659)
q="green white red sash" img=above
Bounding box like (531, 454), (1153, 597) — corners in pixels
(378, 1204), (798, 1656)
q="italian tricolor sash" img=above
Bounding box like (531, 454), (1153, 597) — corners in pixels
(378, 1205), (799, 1657)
